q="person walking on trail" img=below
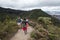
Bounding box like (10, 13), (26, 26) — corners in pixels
(17, 17), (22, 29)
(26, 18), (29, 27)
(22, 18), (27, 34)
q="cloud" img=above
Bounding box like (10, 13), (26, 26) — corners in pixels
(0, 0), (60, 11)
(41, 6), (60, 11)
(0, 0), (40, 8)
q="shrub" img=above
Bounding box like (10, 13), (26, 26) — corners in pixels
(48, 33), (58, 40)
(31, 31), (37, 39)
(38, 17), (52, 25)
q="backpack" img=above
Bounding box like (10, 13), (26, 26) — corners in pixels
(22, 20), (27, 27)
(17, 19), (21, 23)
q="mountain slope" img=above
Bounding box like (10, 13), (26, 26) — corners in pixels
(0, 7), (50, 22)
(0, 7), (60, 40)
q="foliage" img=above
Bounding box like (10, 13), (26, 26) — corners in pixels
(38, 17), (52, 24)
(0, 7), (60, 40)
(30, 16), (60, 40)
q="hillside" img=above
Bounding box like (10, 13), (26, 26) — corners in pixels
(0, 7), (50, 22)
(0, 7), (60, 40)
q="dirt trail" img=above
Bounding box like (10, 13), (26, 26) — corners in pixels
(10, 27), (33, 40)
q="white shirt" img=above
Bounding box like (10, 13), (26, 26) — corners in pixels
(26, 19), (28, 21)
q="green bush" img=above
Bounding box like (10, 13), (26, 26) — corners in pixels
(48, 33), (58, 40)
(31, 31), (37, 39)
(0, 20), (18, 40)
(38, 17), (52, 24)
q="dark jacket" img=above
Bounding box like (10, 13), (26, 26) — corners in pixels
(22, 20), (27, 27)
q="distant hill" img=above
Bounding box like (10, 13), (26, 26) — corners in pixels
(0, 7), (25, 13)
(0, 7), (27, 22)
(0, 7), (60, 25)
(0, 7), (27, 17)
(0, 7), (50, 21)
(45, 11), (60, 20)
(52, 15), (60, 20)
(45, 11), (60, 15)
(0, 7), (60, 23)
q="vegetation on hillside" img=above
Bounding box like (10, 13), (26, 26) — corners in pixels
(0, 16), (19, 40)
(0, 7), (60, 40)
(29, 17), (60, 40)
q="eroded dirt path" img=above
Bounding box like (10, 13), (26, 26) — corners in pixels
(10, 27), (33, 40)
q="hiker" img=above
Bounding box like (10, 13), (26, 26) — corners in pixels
(17, 16), (22, 29)
(22, 18), (27, 34)
(26, 18), (29, 27)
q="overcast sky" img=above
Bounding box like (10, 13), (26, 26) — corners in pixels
(0, 0), (60, 11)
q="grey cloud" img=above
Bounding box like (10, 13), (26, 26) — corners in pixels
(0, 0), (60, 10)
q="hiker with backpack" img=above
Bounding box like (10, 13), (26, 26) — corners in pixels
(22, 18), (27, 34)
(26, 18), (29, 27)
(17, 16), (23, 29)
